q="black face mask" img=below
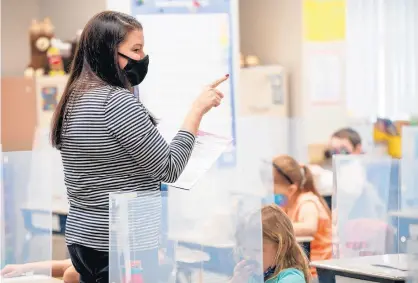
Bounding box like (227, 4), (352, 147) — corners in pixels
(118, 53), (149, 86)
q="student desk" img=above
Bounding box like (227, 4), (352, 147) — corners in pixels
(312, 254), (408, 283)
(1, 275), (63, 283)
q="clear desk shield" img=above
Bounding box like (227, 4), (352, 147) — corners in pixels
(1, 150), (55, 281)
(109, 191), (263, 283)
(401, 126), (418, 282)
(332, 155), (401, 259)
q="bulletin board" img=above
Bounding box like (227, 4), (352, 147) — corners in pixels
(132, 0), (237, 167)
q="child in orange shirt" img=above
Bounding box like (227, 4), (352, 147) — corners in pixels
(271, 155), (332, 276)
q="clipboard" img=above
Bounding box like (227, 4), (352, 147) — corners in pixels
(164, 130), (232, 190)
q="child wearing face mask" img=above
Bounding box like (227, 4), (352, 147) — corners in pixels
(232, 204), (310, 283)
(272, 155), (332, 277)
(310, 128), (362, 196)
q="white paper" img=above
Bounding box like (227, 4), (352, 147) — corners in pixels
(137, 13), (233, 138)
(307, 53), (341, 104)
(165, 130), (232, 190)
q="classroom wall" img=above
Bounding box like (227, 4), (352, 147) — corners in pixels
(239, 0), (304, 117)
(239, 0), (346, 145)
(303, 43), (348, 144)
(240, 0), (349, 145)
(2, 0), (348, 146)
(0, 0), (105, 76)
(38, 0), (106, 40)
(1, 0), (41, 76)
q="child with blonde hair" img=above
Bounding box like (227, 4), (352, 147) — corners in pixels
(271, 155), (332, 276)
(232, 204), (311, 283)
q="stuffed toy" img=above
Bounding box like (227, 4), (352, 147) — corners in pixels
(24, 18), (55, 77)
(51, 37), (73, 73)
(47, 47), (65, 76)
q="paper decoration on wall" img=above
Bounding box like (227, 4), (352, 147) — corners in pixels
(307, 52), (341, 104)
(303, 0), (346, 42)
(41, 86), (58, 111)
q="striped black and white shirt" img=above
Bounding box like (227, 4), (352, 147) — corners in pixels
(60, 85), (195, 252)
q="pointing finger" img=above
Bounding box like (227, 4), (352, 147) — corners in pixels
(210, 74), (229, 88)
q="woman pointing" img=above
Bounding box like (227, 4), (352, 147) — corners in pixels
(50, 11), (228, 283)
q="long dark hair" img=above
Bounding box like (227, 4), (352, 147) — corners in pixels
(50, 11), (143, 148)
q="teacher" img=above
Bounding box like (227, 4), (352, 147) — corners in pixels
(50, 11), (228, 283)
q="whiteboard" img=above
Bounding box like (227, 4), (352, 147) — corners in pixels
(138, 13), (233, 138)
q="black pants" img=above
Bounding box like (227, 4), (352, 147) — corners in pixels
(68, 244), (159, 283)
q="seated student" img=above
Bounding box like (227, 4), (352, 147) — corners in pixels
(271, 155), (332, 276)
(309, 127), (362, 196)
(1, 259), (78, 283)
(232, 204), (310, 283)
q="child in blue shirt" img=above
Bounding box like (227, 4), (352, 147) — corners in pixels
(232, 205), (310, 283)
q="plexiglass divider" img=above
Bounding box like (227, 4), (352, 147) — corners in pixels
(400, 126), (418, 282)
(332, 154), (401, 259)
(108, 115), (291, 283)
(1, 150), (54, 281)
(109, 191), (264, 283)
